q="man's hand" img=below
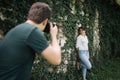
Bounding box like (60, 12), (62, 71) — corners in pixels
(50, 22), (58, 37)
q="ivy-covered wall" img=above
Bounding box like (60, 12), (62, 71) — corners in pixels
(0, 0), (120, 80)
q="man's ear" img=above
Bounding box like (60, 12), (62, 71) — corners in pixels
(42, 18), (48, 26)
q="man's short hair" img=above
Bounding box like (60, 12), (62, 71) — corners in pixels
(27, 2), (52, 24)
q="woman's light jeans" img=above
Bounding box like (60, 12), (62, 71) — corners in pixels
(78, 50), (92, 77)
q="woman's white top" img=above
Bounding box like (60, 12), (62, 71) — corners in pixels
(76, 35), (89, 50)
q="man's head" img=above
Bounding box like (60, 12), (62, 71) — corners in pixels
(27, 2), (52, 24)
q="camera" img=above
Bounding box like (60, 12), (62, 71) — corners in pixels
(43, 22), (59, 33)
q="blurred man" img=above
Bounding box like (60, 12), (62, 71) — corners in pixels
(0, 2), (61, 80)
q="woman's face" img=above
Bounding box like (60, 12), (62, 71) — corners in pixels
(79, 29), (86, 35)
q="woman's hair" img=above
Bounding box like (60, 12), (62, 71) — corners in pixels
(27, 2), (52, 24)
(77, 26), (85, 36)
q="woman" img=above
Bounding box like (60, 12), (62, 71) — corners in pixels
(76, 26), (92, 80)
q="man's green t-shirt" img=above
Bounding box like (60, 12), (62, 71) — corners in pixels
(0, 23), (49, 80)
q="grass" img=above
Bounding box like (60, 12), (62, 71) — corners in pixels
(88, 58), (120, 80)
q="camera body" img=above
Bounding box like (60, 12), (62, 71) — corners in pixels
(43, 22), (59, 33)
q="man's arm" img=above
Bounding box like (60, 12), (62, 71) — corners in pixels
(41, 23), (61, 65)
